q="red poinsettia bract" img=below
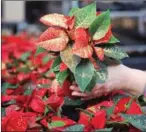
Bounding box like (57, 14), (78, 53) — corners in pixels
(36, 13), (112, 61)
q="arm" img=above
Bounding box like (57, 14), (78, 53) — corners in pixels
(121, 65), (146, 95)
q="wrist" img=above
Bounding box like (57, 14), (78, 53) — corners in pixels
(123, 67), (146, 95)
(107, 64), (131, 91)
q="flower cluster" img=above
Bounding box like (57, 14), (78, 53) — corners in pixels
(2, 83), (145, 132)
(36, 3), (128, 93)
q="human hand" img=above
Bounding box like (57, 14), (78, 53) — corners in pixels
(70, 64), (146, 100)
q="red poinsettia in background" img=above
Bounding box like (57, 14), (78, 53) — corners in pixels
(2, 3), (146, 132)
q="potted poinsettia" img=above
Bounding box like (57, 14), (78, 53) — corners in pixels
(2, 3), (146, 132)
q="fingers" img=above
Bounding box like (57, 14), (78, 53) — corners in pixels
(70, 83), (112, 100)
(81, 85), (111, 100)
(71, 91), (89, 97)
(70, 85), (80, 92)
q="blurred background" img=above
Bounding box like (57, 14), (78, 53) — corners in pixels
(1, 0), (146, 70)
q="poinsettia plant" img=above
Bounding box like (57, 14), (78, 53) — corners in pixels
(36, 3), (128, 92)
(2, 3), (146, 132)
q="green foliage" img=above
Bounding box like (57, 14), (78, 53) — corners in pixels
(75, 59), (94, 92)
(2, 82), (19, 94)
(63, 124), (84, 131)
(20, 51), (31, 61)
(42, 55), (54, 64)
(44, 106), (49, 115)
(48, 121), (65, 129)
(60, 45), (81, 73)
(121, 114), (146, 131)
(104, 46), (129, 60)
(51, 56), (62, 72)
(89, 10), (110, 40)
(106, 106), (114, 119)
(35, 46), (47, 56)
(76, 108), (94, 117)
(2, 107), (6, 117)
(85, 72), (97, 92)
(56, 70), (69, 85)
(108, 35), (120, 43)
(64, 97), (85, 106)
(37, 84), (50, 88)
(94, 128), (113, 132)
(112, 94), (128, 103)
(68, 7), (79, 16)
(73, 3), (96, 28)
(95, 67), (108, 84)
(2, 100), (16, 106)
(24, 88), (33, 95)
(17, 66), (31, 73)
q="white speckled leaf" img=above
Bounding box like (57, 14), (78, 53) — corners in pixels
(85, 72), (97, 92)
(89, 10), (110, 40)
(60, 45), (81, 73)
(108, 35), (120, 44)
(68, 7), (79, 16)
(56, 70), (68, 85)
(75, 59), (94, 92)
(63, 124), (84, 132)
(95, 67), (108, 84)
(94, 128), (113, 132)
(73, 3), (96, 28)
(121, 114), (146, 131)
(104, 46), (129, 60)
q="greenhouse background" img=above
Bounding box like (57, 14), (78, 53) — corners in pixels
(2, 0), (146, 70)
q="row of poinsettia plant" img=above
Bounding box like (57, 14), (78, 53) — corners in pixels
(2, 3), (146, 132)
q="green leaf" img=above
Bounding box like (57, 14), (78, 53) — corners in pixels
(112, 94), (128, 103)
(37, 84), (50, 88)
(48, 121), (65, 129)
(60, 45), (81, 73)
(89, 10), (110, 40)
(24, 88), (33, 95)
(106, 98), (120, 119)
(64, 97), (84, 106)
(2, 100), (16, 106)
(56, 70), (68, 85)
(2, 82), (10, 93)
(75, 59), (94, 92)
(44, 106), (49, 115)
(85, 72), (97, 92)
(57, 107), (62, 117)
(51, 56), (61, 72)
(104, 46), (129, 60)
(2, 83), (19, 94)
(42, 55), (54, 64)
(125, 97), (136, 112)
(63, 124), (84, 131)
(68, 7), (79, 16)
(95, 67), (108, 84)
(17, 66), (31, 73)
(108, 35), (120, 43)
(35, 46), (47, 56)
(73, 3), (96, 28)
(106, 106), (114, 118)
(76, 108), (94, 117)
(121, 114), (146, 131)
(94, 128), (113, 132)
(20, 51), (31, 61)
(2, 107), (6, 117)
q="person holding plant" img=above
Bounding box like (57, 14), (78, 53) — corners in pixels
(70, 64), (146, 100)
